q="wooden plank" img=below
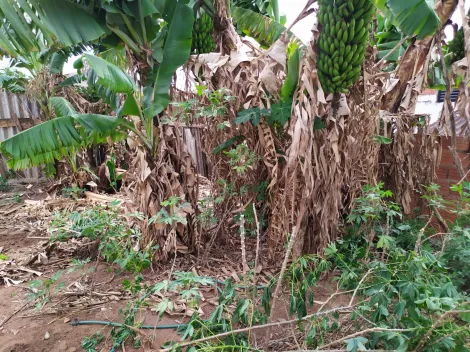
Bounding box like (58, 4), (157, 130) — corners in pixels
(0, 118), (36, 129)
(0, 120), (16, 128)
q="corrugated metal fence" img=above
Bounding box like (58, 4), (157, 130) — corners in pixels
(0, 90), (42, 179)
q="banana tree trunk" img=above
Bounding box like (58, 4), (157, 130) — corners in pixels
(214, 0), (241, 54)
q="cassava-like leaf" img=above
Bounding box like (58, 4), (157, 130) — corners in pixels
(0, 114), (123, 170)
(235, 108), (262, 126)
(375, 0), (440, 39)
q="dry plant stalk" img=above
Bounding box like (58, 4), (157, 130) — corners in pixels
(436, 31), (466, 179)
(239, 213), (249, 274)
(124, 123), (200, 261)
(457, 0), (470, 141)
(379, 114), (440, 214)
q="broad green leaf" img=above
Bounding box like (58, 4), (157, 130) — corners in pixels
(107, 25), (142, 55)
(0, 114), (125, 169)
(145, 1), (193, 119)
(49, 97), (77, 117)
(73, 114), (121, 133)
(271, 0), (280, 23)
(375, 0), (440, 39)
(280, 43), (301, 101)
(212, 136), (246, 155)
(314, 116), (327, 131)
(0, 0), (37, 52)
(232, 6), (302, 47)
(58, 74), (83, 88)
(33, 0), (108, 47)
(85, 54), (135, 94)
(119, 94), (142, 117)
(374, 135), (393, 145)
(268, 101), (291, 126)
(235, 108), (262, 126)
(459, 310), (470, 323)
(48, 52), (67, 74)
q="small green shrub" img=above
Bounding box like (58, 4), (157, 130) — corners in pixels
(49, 202), (155, 273)
(442, 181), (470, 290)
(0, 175), (9, 192)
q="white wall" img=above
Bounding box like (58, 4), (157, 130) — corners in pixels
(415, 94), (442, 124)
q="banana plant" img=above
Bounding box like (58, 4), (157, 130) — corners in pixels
(233, 0), (281, 23)
(0, 0), (107, 59)
(231, 6), (300, 47)
(0, 1), (194, 170)
(374, 14), (409, 68)
(375, 0), (440, 39)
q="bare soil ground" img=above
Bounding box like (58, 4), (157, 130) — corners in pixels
(0, 182), (347, 352)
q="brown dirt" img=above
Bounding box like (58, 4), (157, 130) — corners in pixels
(0, 183), (351, 352)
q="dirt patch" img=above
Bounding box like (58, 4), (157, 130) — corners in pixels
(0, 183), (351, 352)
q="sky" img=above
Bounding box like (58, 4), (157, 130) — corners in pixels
(1, 0), (469, 75)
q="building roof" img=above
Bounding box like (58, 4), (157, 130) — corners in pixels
(428, 111), (469, 137)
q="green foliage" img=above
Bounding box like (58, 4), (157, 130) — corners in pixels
(374, 0), (440, 39)
(224, 144), (259, 175)
(0, 68), (29, 93)
(374, 14), (409, 70)
(149, 196), (189, 227)
(0, 112), (126, 170)
(84, 54), (136, 94)
(0, 175), (9, 192)
(232, 6), (299, 48)
(285, 255), (330, 319)
(280, 42), (301, 102)
(235, 107), (266, 126)
(49, 203), (154, 273)
(26, 271), (65, 310)
(212, 135), (246, 155)
(144, 1), (194, 119)
(442, 181), (470, 290)
(267, 101), (292, 127)
(0, 254), (8, 261)
(0, 0), (107, 58)
(322, 184), (470, 351)
(81, 333), (104, 352)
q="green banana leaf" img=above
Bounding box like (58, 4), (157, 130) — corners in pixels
(145, 0), (193, 118)
(374, 0), (440, 39)
(49, 97), (77, 117)
(0, 113), (124, 170)
(0, 0), (107, 58)
(232, 6), (302, 47)
(280, 43), (301, 101)
(84, 54), (136, 94)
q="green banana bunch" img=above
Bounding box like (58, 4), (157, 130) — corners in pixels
(192, 12), (216, 54)
(447, 28), (465, 65)
(317, 0), (375, 94)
